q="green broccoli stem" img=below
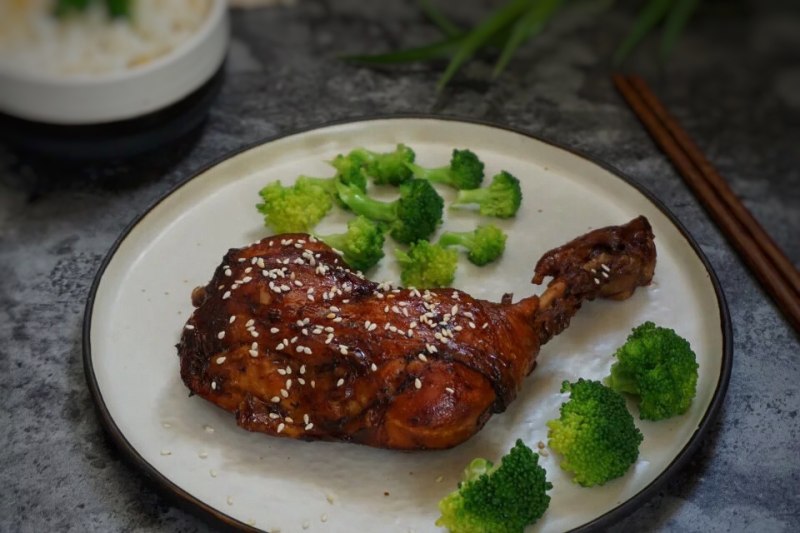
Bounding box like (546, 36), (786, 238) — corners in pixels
(453, 187), (486, 205)
(438, 231), (474, 249)
(405, 163), (453, 185)
(337, 187), (397, 222)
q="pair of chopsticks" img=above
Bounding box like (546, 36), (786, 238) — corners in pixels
(613, 74), (800, 334)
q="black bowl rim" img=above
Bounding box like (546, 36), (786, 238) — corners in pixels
(82, 114), (733, 532)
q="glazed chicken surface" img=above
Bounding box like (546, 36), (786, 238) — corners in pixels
(177, 216), (656, 450)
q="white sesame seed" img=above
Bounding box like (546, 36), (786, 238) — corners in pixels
(311, 380), (316, 388)
(251, 331), (259, 338)
(482, 322), (489, 329)
(468, 321), (476, 329)
(285, 366), (292, 375)
(276, 343), (285, 350)
(280, 389), (289, 398)
(339, 345), (349, 355)
(296, 345), (305, 353)
(414, 378), (422, 389)
(418, 354), (427, 362)
(216, 356), (226, 364)
(601, 263), (611, 272)
(249, 350), (258, 357)
(304, 347), (312, 354)
(303, 414), (309, 424)
(217, 330), (226, 340)
(242, 276), (252, 283)
(336, 378), (344, 387)
(211, 382), (217, 390)
(224, 269), (232, 277)
(325, 333), (334, 344)
(333, 317), (342, 323)
(286, 379), (292, 390)
(300, 365), (306, 374)
(271, 396), (280, 403)
(277, 423), (285, 433)
(426, 344), (437, 354)
(298, 378), (306, 385)
(593, 278), (600, 285)
(160, 449), (172, 456)
(270, 327), (279, 333)
(445, 387), (455, 393)
(305, 423), (314, 431)
(290, 336), (298, 343)
(371, 363), (378, 372)
(185, 324), (195, 330)
(229, 315), (236, 324)
(368, 323), (377, 331)
(326, 312), (336, 319)
(198, 451), (208, 459)
(269, 413), (280, 419)
(285, 416), (293, 423)
(222, 291), (231, 300)
(602, 271), (609, 278)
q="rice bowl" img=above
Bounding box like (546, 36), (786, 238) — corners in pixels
(0, 0), (229, 125)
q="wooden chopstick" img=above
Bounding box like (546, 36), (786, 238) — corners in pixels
(612, 73), (800, 334)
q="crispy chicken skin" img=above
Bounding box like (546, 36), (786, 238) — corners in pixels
(177, 216), (656, 450)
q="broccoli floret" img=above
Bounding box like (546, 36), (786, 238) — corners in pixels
(406, 149), (485, 190)
(547, 379), (642, 487)
(395, 240), (457, 288)
(336, 178), (444, 244)
(451, 171), (522, 218)
(606, 321), (699, 421)
(439, 224), (507, 266)
(256, 179), (333, 234)
(436, 439), (552, 533)
(315, 216), (385, 272)
(344, 144), (416, 186)
(298, 155), (368, 197)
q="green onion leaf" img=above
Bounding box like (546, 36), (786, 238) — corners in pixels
(660, 0), (699, 60)
(493, 0), (564, 78)
(613, 0), (672, 66)
(418, 0), (462, 38)
(437, 0), (536, 91)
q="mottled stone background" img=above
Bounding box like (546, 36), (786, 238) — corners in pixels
(1, 0), (798, 531)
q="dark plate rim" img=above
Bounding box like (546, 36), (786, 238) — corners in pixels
(82, 114), (733, 532)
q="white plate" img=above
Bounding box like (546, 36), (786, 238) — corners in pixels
(84, 117), (731, 532)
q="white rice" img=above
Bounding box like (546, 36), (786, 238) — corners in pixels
(0, 0), (213, 77)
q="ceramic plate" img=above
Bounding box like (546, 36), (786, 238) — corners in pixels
(84, 117), (731, 532)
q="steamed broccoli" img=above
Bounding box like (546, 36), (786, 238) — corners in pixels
(256, 179), (333, 234)
(436, 439), (552, 533)
(439, 224), (507, 266)
(315, 216), (385, 272)
(336, 178), (444, 244)
(547, 379), (642, 487)
(606, 322), (699, 421)
(340, 144), (416, 186)
(395, 240), (457, 288)
(298, 153), (368, 197)
(451, 171), (522, 218)
(406, 149), (485, 190)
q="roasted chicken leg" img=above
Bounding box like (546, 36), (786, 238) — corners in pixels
(177, 216), (656, 450)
